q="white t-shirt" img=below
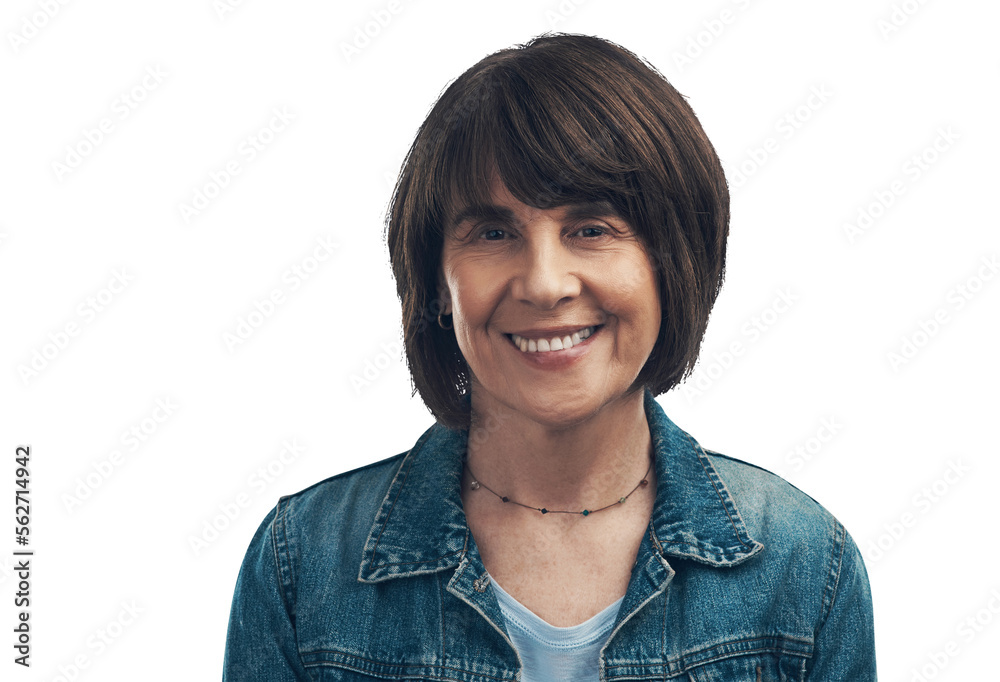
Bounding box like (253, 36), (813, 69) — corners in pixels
(489, 575), (623, 682)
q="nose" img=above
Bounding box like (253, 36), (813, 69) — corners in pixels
(510, 235), (581, 309)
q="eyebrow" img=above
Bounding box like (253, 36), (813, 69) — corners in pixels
(448, 200), (622, 231)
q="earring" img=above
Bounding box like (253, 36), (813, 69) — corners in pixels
(437, 313), (453, 330)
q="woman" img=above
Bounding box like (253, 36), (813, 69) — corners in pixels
(224, 33), (876, 680)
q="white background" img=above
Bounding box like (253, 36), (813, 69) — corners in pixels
(1, 0), (997, 679)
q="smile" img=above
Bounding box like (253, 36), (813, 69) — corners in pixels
(507, 326), (599, 353)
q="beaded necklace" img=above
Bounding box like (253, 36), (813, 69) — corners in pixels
(463, 455), (653, 516)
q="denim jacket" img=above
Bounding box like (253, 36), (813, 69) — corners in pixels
(224, 391), (876, 680)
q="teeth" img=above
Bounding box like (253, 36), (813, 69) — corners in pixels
(510, 326), (597, 353)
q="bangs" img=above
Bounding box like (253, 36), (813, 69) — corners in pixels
(434, 63), (643, 230)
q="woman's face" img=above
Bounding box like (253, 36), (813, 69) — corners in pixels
(439, 175), (661, 427)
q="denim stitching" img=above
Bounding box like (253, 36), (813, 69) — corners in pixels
(603, 635), (812, 674)
(437, 571), (447, 664)
(361, 423), (442, 573)
(273, 497), (294, 619)
(279, 497), (299, 605)
(368, 449), (417, 564)
(367, 549), (467, 569)
(365, 426), (472, 573)
(300, 648), (511, 680)
(272, 497), (314, 680)
(688, 432), (756, 552)
(816, 518), (847, 634)
(661, 582), (669, 681)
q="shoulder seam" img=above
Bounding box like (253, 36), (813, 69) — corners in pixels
(270, 497), (312, 676)
(272, 498), (295, 620)
(816, 518), (847, 635)
(277, 451), (409, 505)
(703, 449), (782, 477)
(704, 449), (832, 515)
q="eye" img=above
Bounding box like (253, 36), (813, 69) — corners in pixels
(573, 225), (608, 238)
(472, 225), (511, 241)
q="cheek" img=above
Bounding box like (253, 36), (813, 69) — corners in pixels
(451, 284), (494, 330)
(639, 273), (663, 345)
(604, 258), (660, 329)
(447, 266), (503, 354)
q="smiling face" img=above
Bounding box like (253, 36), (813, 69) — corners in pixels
(438, 176), (661, 428)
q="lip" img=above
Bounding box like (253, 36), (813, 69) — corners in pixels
(504, 324), (602, 370)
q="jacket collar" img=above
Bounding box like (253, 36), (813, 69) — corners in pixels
(358, 389), (762, 583)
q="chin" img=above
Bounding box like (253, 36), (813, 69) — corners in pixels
(508, 386), (612, 429)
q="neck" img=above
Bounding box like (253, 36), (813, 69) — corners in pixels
(463, 388), (652, 514)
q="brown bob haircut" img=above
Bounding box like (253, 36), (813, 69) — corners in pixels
(386, 33), (730, 430)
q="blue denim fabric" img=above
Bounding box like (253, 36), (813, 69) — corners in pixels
(224, 390), (876, 680)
